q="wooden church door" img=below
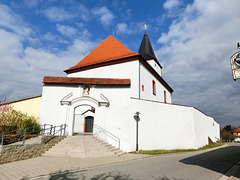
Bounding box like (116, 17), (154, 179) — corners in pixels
(84, 116), (94, 133)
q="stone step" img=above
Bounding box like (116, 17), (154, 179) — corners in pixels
(41, 135), (124, 158)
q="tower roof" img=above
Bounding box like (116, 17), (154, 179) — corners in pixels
(65, 35), (139, 73)
(138, 31), (162, 68)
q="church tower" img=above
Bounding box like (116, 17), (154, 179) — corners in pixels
(138, 27), (162, 76)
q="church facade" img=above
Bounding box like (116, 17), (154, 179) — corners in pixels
(39, 32), (220, 152)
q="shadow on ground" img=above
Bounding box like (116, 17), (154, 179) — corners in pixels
(180, 145), (240, 178)
(36, 171), (132, 180)
(33, 170), (185, 180)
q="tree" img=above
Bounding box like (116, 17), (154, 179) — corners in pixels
(223, 125), (232, 131)
(221, 125), (235, 142)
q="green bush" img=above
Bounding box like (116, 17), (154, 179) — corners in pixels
(0, 108), (39, 133)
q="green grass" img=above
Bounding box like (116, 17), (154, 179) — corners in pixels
(131, 142), (224, 155)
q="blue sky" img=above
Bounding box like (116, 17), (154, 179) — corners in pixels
(0, 0), (240, 127)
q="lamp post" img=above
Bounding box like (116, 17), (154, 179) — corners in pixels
(134, 111), (140, 152)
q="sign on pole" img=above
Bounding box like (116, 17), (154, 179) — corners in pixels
(230, 51), (240, 81)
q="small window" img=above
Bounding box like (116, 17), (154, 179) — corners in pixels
(164, 90), (167, 103)
(152, 80), (156, 95)
(142, 85), (144, 91)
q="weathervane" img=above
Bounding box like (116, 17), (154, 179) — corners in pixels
(145, 24), (147, 31)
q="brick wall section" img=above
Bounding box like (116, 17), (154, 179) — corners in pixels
(0, 136), (64, 164)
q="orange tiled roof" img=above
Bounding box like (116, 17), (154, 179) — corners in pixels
(65, 35), (139, 72)
(43, 76), (131, 85)
(233, 127), (240, 133)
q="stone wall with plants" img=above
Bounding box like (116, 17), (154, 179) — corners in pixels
(0, 136), (64, 164)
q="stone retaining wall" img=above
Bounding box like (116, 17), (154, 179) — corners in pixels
(0, 136), (64, 164)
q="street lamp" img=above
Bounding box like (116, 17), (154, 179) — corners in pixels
(134, 111), (140, 152)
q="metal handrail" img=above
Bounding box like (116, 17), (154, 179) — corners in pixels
(0, 124), (67, 146)
(94, 124), (120, 149)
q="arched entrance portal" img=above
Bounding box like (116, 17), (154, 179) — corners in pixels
(84, 116), (94, 133)
(73, 105), (95, 134)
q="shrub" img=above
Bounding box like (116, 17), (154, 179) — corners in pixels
(0, 99), (39, 133)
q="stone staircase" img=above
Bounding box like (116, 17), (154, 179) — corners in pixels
(41, 135), (124, 158)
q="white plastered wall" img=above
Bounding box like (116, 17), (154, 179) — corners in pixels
(39, 83), (133, 150)
(40, 83), (220, 152)
(68, 59), (172, 104)
(147, 59), (162, 76)
(67, 61), (140, 98)
(40, 59), (219, 152)
(128, 98), (220, 151)
(92, 86), (133, 151)
(39, 85), (79, 126)
(139, 62), (172, 103)
(193, 109), (220, 148)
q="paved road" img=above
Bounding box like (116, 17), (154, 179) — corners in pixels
(34, 143), (240, 180)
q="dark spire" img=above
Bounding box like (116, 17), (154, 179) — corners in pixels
(138, 31), (157, 61)
(138, 30), (162, 68)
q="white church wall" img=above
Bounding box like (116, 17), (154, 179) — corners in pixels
(39, 84), (79, 126)
(39, 82), (219, 152)
(193, 109), (220, 148)
(147, 59), (162, 76)
(139, 62), (172, 103)
(67, 59), (172, 104)
(39, 82), (133, 150)
(128, 98), (220, 151)
(67, 60), (140, 99)
(92, 85), (134, 151)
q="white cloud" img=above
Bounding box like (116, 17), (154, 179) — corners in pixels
(116, 22), (146, 36)
(24, 0), (43, 8)
(157, 0), (240, 126)
(0, 29), (23, 57)
(77, 4), (90, 21)
(0, 4), (98, 101)
(163, 0), (181, 10)
(0, 29), (31, 99)
(92, 6), (114, 26)
(0, 4), (32, 37)
(0, 26), (98, 100)
(116, 23), (131, 35)
(42, 6), (75, 21)
(56, 24), (78, 38)
(40, 2), (90, 22)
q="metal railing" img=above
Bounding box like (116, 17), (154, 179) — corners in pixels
(0, 124), (66, 146)
(94, 124), (120, 149)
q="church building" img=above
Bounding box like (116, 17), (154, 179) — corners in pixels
(39, 31), (220, 152)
